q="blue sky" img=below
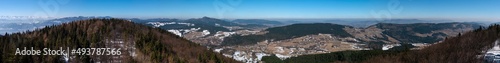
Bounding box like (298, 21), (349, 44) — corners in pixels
(0, 0), (499, 20)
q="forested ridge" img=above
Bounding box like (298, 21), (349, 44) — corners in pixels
(262, 24), (499, 63)
(363, 24), (499, 63)
(375, 23), (481, 43)
(0, 18), (240, 63)
(222, 23), (352, 46)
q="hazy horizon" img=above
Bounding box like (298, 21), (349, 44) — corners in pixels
(0, 0), (499, 21)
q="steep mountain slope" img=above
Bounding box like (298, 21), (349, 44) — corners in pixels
(0, 19), (240, 63)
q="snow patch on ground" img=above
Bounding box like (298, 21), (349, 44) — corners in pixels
(147, 22), (194, 27)
(177, 22), (195, 26)
(166, 28), (202, 37)
(214, 48), (223, 53)
(486, 40), (500, 54)
(351, 43), (370, 50)
(167, 30), (183, 36)
(232, 51), (249, 62)
(275, 47), (284, 53)
(222, 50), (271, 63)
(214, 31), (236, 39)
(63, 54), (69, 62)
(275, 54), (292, 60)
(255, 53), (269, 60)
(484, 40), (500, 62)
(382, 44), (401, 50)
(411, 43), (429, 47)
(215, 23), (220, 26)
(147, 22), (172, 27)
(201, 30), (210, 36)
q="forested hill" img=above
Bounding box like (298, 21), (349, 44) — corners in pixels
(261, 24), (498, 63)
(0, 18), (240, 63)
(222, 23), (352, 46)
(374, 22), (481, 43)
(363, 24), (500, 63)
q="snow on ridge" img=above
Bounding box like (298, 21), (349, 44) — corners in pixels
(487, 40), (500, 54)
(214, 31), (236, 39)
(214, 48), (223, 53)
(220, 50), (272, 63)
(177, 22), (195, 26)
(147, 22), (170, 27)
(166, 28), (202, 37)
(484, 40), (500, 62)
(411, 43), (429, 46)
(275, 47), (284, 53)
(167, 30), (183, 36)
(147, 22), (194, 27)
(215, 23), (220, 26)
(232, 51), (249, 62)
(202, 30), (210, 36)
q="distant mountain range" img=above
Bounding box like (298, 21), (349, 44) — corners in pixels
(0, 16), (115, 34)
(0, 16), (55, 20)
(0, 16), (494, 34)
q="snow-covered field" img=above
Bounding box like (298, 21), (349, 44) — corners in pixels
(166, 28), (202, 37)
(484, 40), (500, 62)
(214, 31), (236, 39)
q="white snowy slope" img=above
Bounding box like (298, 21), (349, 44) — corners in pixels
(167, 30), (183, 36)
(166, 28), (202, 37)
(382, 44), (401, 50)
(484, 40), (500, 62)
